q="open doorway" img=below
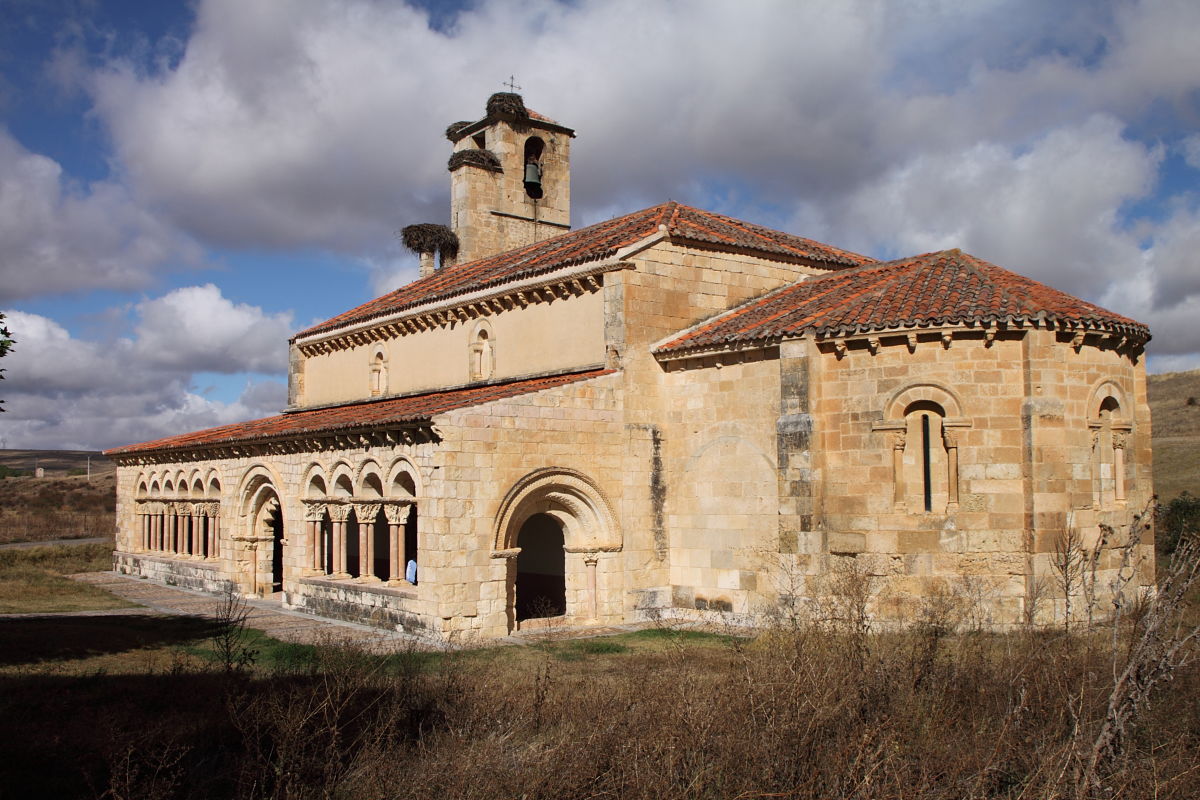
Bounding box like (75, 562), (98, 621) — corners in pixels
(515, 513), (565, 621)
(268, 504), (284, 593)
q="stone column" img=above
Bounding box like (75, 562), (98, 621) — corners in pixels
(207, 503), (221, 560)
(302, 501), (326, 573)
(191, 506), (205, 557)
(1090, 428), (1102, 508)
(585, 555), (599, 621)
(355, 503), (381, 581)
(943, 429), (960, 510)
(1113, 432), (1127, 503)
(891, 431), (907, 510)
(151, 507), (160, 551)
(327, 504), (351, 578)
(384, 502), (412, 584)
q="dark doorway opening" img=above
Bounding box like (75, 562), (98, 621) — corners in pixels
(515, 513), (565, 621)
(346, 515), (361, 578)
(404, 507), (419, 585)
(373, 508), (390, 581)
(269, 506), (284, 592)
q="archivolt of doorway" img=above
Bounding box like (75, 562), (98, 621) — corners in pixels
(491, 469), (622, 632)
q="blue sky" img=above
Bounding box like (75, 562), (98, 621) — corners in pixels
(1, 0), (1198, 450)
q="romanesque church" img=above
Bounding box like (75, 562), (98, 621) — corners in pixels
(107, 93), (1154, 639)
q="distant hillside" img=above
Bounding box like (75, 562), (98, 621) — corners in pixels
(1148, 369), (1200, 502)
(0, 450), (116, 543)
(0, 449), (115, 478)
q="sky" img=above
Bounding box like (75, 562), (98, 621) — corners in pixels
(0, 0), (1198, 451)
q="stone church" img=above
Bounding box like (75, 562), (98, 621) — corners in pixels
(106, 93), (1154, 640)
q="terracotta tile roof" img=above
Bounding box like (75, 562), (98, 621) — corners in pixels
(295, 202), (872, 339)
(105, 369), (613, 457)
(656, 249), (1149, 355)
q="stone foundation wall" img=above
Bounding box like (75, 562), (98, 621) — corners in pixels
(114, 551), (234, 595)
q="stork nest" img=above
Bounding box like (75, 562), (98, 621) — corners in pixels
(448, 148), (502, 172)
(445, 121), (473, 141)
(486, 92), (528, 119)
(400, 224), (459, 262)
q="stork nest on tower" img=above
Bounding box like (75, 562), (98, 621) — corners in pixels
(447, 149), (502, 172)
(486, 92), (528, 119)
(400, 224), (459, 265)
(445, 121), (473, 141)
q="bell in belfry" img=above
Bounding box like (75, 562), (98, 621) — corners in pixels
(524, 160), (542, 191)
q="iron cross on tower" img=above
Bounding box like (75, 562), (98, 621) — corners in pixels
(503, 75), (521, 92)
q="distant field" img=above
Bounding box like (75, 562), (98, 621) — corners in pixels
(1147, 369), (1200, 501)
(0, 451), (115, 544)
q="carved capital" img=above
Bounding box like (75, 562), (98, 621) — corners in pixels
(942, 430), (958, 449)
(889, 431), (906, 451)
(1112, 432), (1128, 451)
(326, 503), (352, 523)
(301, 499), (327, 522)
(354, 502), (381, 521)
(206, 502), (222, 517)
(174, 502), (192, 515)
(383, 502), (412, 525)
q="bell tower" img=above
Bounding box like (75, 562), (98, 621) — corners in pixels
(446, 93), (574, 264)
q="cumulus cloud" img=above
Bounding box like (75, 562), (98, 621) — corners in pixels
(0, 287), (290, 449)
(0, 129), (204, 302)
(132, 284), (292, 373)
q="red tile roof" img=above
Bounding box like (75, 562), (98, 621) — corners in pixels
(105, 369), (613, 457)
(295, 202), (873, 339)
(656, 249), (1150, 355)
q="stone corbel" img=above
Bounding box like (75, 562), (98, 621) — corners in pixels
(906, 333), (918, 353)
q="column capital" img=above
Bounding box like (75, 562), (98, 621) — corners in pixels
(1112, 432), (1128, 450)
(301, 499), (327, 522)
(354, 502), (382, 521)
(327, 503), (352, 523)
(383, 502), (412, 525)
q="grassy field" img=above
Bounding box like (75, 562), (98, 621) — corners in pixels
(1, 592), (1197, 799)
(0, 450), (115, 544)
(0, 542), (130, 613)
(1148, 369), (1200, 502)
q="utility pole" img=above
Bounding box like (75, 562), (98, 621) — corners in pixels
(87, 455), (91, 482)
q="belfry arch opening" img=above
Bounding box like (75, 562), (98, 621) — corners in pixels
(515, 513), (565, 621)
(523, 136), (544, 199)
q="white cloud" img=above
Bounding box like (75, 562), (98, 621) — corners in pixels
(836, 115), (1157, 298)
(0, 286), (290, 449)
(1182, 134), (1200, 170)
(132, 284), (292, 373)
(0, 129), (205, 302)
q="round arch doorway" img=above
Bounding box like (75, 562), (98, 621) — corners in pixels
(515, 513), (565, 622)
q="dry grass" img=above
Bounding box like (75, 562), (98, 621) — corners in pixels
(0, 452), (116, 543)
(1148, 369), (1200, 501)
(0, 542), (130, 613)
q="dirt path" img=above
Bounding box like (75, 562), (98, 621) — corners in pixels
(68, 572), (445, 652)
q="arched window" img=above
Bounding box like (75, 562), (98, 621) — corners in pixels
(369, 349), (388, 397)
(1090, 390), (1130, 508)
(469, 322), (495, 381)
(876, 384), (968, 515)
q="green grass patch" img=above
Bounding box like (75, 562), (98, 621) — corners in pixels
(0, 543), (130, 614)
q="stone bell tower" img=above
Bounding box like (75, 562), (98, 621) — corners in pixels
(446, 93), (574, 264)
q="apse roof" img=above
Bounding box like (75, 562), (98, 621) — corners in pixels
(655, 249), (1149, 355)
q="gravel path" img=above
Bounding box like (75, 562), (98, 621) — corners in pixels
(68, 572), (445, 652)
